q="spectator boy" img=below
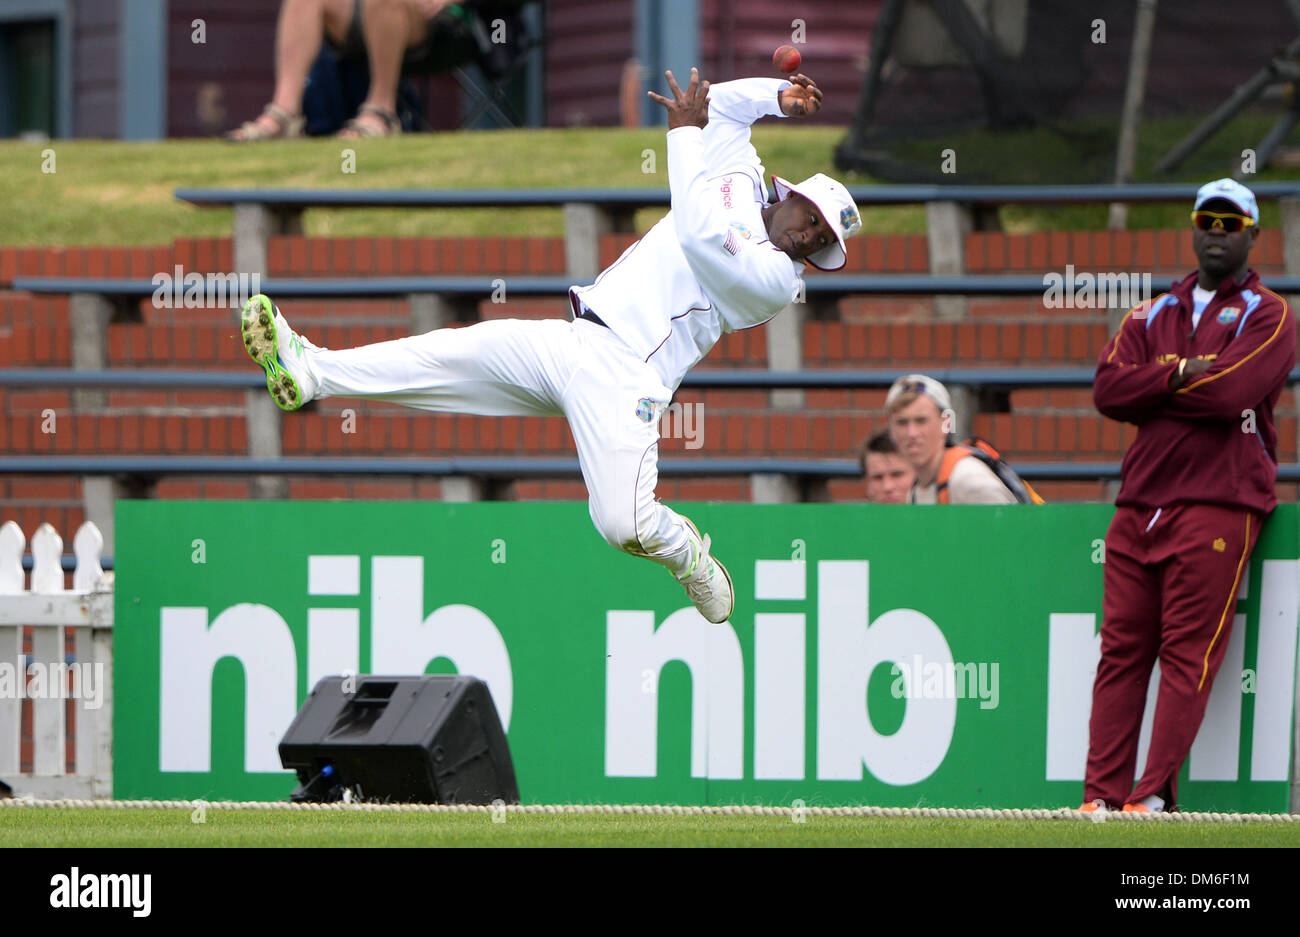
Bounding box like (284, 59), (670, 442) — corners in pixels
(861, 429), (913, 503)
(885, 373), (1016, 504)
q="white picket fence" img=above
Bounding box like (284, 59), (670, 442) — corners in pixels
(0, 521), (113, 799)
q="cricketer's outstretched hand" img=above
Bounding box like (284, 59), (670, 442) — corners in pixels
(778, 74), (823, 118)
(647, 67), (711, 130)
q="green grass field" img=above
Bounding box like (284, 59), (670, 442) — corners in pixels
(3, 808), (1297, 847)
(0, 127), (857, 246)
(0, 111), (1295, 246)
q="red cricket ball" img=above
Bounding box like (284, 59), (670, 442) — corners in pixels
(773, 45), (801, 74)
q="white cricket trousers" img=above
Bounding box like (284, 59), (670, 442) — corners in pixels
(306, 316), (696, 576)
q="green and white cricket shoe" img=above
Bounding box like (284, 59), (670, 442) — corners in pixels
(678, 517), (735, 624)
(240, 294), (319, 411)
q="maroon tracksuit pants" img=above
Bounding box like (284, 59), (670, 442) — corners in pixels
(1084, 503), (1262, 810)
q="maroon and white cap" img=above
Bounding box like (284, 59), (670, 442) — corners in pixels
(771, 172), (862, 270)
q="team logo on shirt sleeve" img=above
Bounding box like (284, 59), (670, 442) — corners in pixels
(1216, 306), (1241, 325)
(722, 222), (754, 257)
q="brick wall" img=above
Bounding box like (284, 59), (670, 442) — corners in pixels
(2, 229), (1296, 522)
(4, 229), (1285, 284)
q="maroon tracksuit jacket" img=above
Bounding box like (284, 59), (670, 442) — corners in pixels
(1086, 269), (1294, 809)
(1096, 269), (1294, 513)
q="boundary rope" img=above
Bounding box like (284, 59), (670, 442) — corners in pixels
(1, 798), (1296, 821)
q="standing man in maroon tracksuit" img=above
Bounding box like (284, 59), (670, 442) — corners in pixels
(1082, 179), (1295, 814)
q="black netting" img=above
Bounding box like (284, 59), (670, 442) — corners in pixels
(836, 0), (1300, 184)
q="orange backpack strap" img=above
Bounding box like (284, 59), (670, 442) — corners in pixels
(935, 446), (971, 505)
(947, 436), (1046, 504)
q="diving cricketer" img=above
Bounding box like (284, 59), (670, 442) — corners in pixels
(238, 67), (862, 625)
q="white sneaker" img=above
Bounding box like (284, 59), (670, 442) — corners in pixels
(241, 294), (319, 411)
(678, 518), (734, 624)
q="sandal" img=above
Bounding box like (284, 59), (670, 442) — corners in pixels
(337, 104), (401, 139)
(226, 103), (305, 142)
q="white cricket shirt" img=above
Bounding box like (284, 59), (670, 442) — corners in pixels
(571, 78), (803, 391)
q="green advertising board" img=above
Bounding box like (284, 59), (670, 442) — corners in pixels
(113, 502), (1299, 811)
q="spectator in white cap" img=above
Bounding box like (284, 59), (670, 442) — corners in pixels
(885, 374), (1017, 504)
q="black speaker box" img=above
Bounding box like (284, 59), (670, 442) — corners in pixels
(279, 675), (519, 804)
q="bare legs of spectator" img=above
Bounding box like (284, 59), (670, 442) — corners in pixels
(228, 0), (353, 140)
(337, 0), (437, 137)
(272, 0), (354, 121)
(228, 0), (450, 141)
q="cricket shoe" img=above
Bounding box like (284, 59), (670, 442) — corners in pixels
(1121, 802), (1158, 814)
(1078, 800), (1109, 816)
(241, 294), (319, 411)
(677, 517), (734, 624)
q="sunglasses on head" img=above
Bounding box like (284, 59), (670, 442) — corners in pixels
(1191, 210), (1255, 233)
